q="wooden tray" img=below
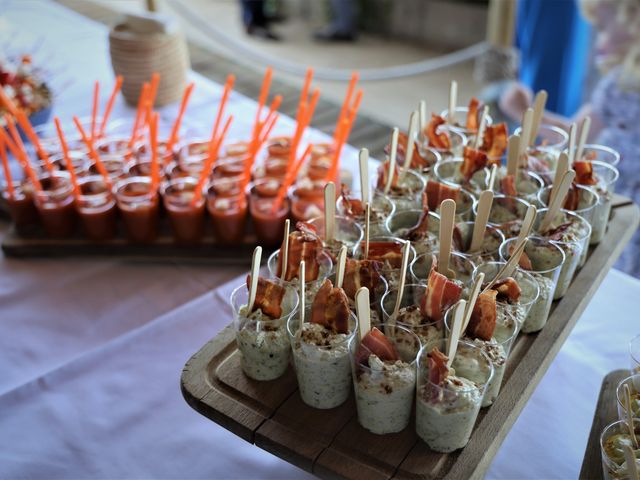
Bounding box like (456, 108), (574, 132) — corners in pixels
(579, 369), (629, 480)
(180, 198), (639, 479)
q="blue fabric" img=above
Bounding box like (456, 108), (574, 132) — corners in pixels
(516, 0), (591, 116)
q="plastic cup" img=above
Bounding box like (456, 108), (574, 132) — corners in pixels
(249, 184), (290, 247)
(267, 248), (333, 304)
(472, 261), (540, 334)
(444, 306), (517, 406)
(287, 305), (357, 409)
(409, 144), (441, 178)
(306, 215), (364, 258)
(76, 175), (117, 241)
(353, 236), (416, 291)
(454, 221), (505, 262)
(499, 236), (565, 330)
(2, 180), (39, 235)
(410, 251), (475, 289)
(372, 168), (426, 212)
(516, 124), (569, 184)
(534, 208), (592, 297)
(567, 143), (620, 167)
(421, 125), (467, 160)
(336, 191), (395, 238)
(230, 281), (299, 381)
(162, 177), (205, 245)
(487, 168), (544, 204)
(434, 158), (489, 196)
(415, 338), (494, 452)
(349, 323), (421, 434)
(439, 106), (493, 138)
(600, 418), (640, 480)
(380, 284), (444, 351)
(386, 209), (441, 256)
(616, 374), (640, 421)
(577, 160), (619, 245)
(114, 176), (159, 244)
(34, 171), (77, 238)
(473, 194), (532, 238)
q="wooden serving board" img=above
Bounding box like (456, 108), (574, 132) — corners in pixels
(579, 369), (629, 480)
(181, 199), (639, 480)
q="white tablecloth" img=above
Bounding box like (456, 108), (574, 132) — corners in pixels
(1, 2), (639, 479)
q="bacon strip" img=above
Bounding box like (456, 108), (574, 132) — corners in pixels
(500, 174), (517, 197)
(467, 290), (497, 341)
(481, 123), (508, 159)
(364, 241), (404, 268)
(563, 184), (581, 211)
(393, 131), (432, 169)
(426, 114), (451, 150)
(509, 243), (533, 270)
(428, 347), (449, 386)
(494, 277), (521, 303)
(545, 222), (572, 241)
(406, 208), (430, 241)
(421, 255), (463, 323)
(276, 226), (323, 281)
(574, 160), (598, 186)
(311, 279), (350, 334)
(343, 258), (382, 301)
(466, 98), (480, 132)
(354, 327), (400, 367)
(247, 275), (286, 319)
(461, 147), (488, 182)
(340, 184), (364, 217)
(376, 161), (399, 190)
(425, 180), (460, 211)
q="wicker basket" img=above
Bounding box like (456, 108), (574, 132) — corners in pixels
(109, 13), (190, 107)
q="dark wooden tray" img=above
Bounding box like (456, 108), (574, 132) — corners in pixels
(181, 198), (639, 479)
(579, 369), (629, 480)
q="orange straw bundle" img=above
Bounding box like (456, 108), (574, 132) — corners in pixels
(325, 88), (363, 182)
(99, 75), (123, 137)
(0, 119), (42, 192)
(333, 72), (359, 144)
(270, 144), (313, 214)
(165, 82), (195, 154)
(73, 116), (112, 190)
(0, 135), (15, 199)
(15, 111), (54, 173)
(209, 75), (235, 158)
(53, 117), (81, 201)
(191, 115), (233, 207)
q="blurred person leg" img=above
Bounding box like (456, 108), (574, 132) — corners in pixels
(240, 0), (280, 40)
(314, 0), (357, 42)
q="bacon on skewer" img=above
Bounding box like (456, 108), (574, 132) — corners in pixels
(425, 114), (451, 150)
(428, 347), (449, 386)
(500, 174), (517, 197)
(354, 327), (400, 367)
(364, 241), (404, 268)
(343, 258), (383, 301)
(376, 161), (399, 190)
(393, 131), (433, 169)
(276, 225), (323, 281)
(493, 277), (521, 303)
(563, 184), (581, 211)
(340, 184), (364, 217)
(509, 243), (533, 270)
(420, 255), (463, 323)
(407, 208), (431, 241)
(467, 290), (497, 341)
(425, 180), (460, 211)
(481, 123), (508, 159)
(246, 275), (286, 319)
(574, 161), (598, 186)
(311, 279), (351, 334)
(466, 98), (480, 132)
(461, 147), (489, 182)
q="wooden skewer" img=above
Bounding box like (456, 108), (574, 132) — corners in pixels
(364, 202), (371, 259)
(487, 164), (498, 192)
(506, 134), (520, 177)
(356, 287), (371, 340)
(446, 300), (467, 367)
(384, 128), (399, 194)
(247, 246), (262, 312)
(470, 190), (494, 252)
(502, 204), (537, 278)
(462, 273), (484, 332)
(539, 170), (576, 233)
(335, 246), (348, 289)
(438, 199), (457, 278)
(518, 108), (534, 156)
(473, 105), (490, 149)
(390, 240), (411, 324)
(624, 383), (639, 448)
(623, 445), (638, 479)
(280, 219), (290, 282)
(575, 116), (591, 164)
(359, 148), (370, 205)
(567, 123), (577, 164)
(299, 260), (306, 327)
(448, 80), (458, 124)
(483, 241), (527, 293)
(419, 100), (427, 141)
(401, 110), (418, 178)
(324, 182), (336, 242)
(530, 90), (547, 144)
(548, 152), (569, 207)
